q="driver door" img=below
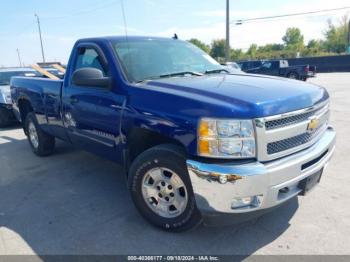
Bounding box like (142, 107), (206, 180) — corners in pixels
(62, 44), (125, 162)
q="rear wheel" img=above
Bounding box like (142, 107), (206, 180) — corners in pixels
(128, 144), (202, 232)
(25, 112), (55, 156)
(288, 72), (299, 80)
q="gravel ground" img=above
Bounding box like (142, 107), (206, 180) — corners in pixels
(0, 73), (349, 257)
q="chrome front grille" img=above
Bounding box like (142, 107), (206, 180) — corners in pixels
(265, 110), (318, 130)
(267, 126), (323, 155)
(255, 101), (330, 161)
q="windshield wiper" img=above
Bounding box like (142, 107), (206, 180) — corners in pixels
(135, 76), (162, 83)
(135, 71), (203, 84)
(159, 71), (203, 78)
(204, 69), (230, 74)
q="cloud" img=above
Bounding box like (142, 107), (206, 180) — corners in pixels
(195, 10), (267, 19)
(158, 1), (349, 50)
(195, 10), (226, 18)
(2, 0), (349, 66)
(144, 0), (156, 6)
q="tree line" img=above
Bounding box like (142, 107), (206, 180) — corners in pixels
(188, 16), (349, 62)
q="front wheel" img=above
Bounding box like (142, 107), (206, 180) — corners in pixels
(128, 144), (202, 232)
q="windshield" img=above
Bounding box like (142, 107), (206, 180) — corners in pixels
(112, 39), (223, 83)
(0, 71), (39, 85)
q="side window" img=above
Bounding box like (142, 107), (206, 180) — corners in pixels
(74, 47), (107, 76)
(262, 62), (272, 69)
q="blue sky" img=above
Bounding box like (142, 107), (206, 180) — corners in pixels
(0, 0), (349, 66)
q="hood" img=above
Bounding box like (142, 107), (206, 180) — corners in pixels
(143, 74), (329, 118)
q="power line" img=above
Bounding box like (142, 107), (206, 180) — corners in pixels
(232, 6), (350, 24)
(238, 12), (345, 25)
(16, 48), (22, 67)
(348, 19), (350, 53)
(225, 0), (230, 62)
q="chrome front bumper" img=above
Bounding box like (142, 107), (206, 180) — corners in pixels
(187, 127), (336, 214)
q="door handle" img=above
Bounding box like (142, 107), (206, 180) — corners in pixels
(70, 97), (79, 104)
(110, 104), (121, 110)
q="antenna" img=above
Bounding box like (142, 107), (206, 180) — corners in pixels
(120, 0), (132, 69)
(225, 0), (230, 62)
(120, 0), (129, 38)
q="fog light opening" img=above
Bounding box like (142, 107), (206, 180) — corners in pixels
(279, 187), (290, 194)
(219, 175), (228, 184)
(231, 195), (263, 209)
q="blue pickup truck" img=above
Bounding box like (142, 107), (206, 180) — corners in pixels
(238, 60), (316, 81)
(11, 36), (336, 231)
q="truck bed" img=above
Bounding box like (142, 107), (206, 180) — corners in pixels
(11, 77), (63, 129)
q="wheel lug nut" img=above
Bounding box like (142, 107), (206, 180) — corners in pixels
(170, 193), (174, 197)
(168, 185), (173, 190)
(157, 186), (161, 191)
(165, 197), (169, 201)
(158, 193), (163, 198)
(161, 182), (166, 186)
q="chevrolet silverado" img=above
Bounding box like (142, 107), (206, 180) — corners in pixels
(11, 36), (336, 231)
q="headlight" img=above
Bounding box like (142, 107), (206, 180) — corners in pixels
(198, 118), (256, 158)
(1, 89), (12, 104)
(5, 94), (12, 104)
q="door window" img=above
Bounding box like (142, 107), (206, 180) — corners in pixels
(74, 47), (107, 76)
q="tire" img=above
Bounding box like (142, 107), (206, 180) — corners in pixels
(0, 107), (11, 128)
(288, 72), (299, 80)
(128, 144), (202, 232)
(25, 112), (55, 156)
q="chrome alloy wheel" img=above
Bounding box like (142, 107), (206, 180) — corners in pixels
(142, 167), (188, 218)
(28, 121), (39, 149)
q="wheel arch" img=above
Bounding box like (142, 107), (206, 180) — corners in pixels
(124, 127), (187, 174)
(18, 98), (34, 134)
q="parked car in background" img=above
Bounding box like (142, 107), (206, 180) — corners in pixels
(222, 62), (245, 74)
(224, 62), (242, 70)
(42, 68), (65, 79)
(0, 68), (37, 127)
(238, 60), (316, 81)
(11, 36), (335, 231)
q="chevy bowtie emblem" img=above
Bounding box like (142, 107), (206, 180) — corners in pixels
(307, 118), (319, 131)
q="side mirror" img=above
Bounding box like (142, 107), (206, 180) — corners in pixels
(72, 68), (110, 88)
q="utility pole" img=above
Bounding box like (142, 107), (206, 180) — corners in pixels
(347, 19), (350, 54)
(35, 14), (46, 63)
(225, 0), (230, 62)
(16, 48), (22, 67)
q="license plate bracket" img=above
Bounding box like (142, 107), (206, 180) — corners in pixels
(298, 169), (323, 196)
